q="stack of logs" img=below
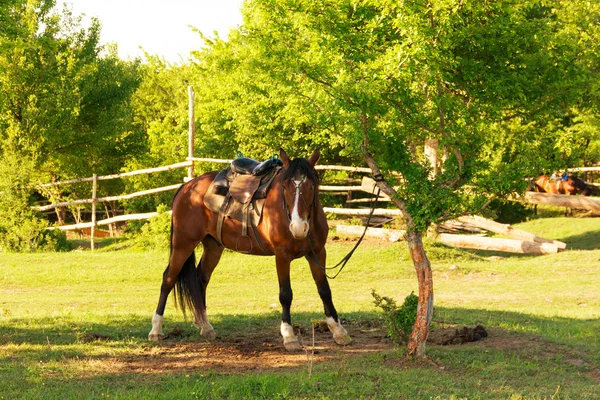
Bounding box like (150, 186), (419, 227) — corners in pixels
(336, 215), (566, 254)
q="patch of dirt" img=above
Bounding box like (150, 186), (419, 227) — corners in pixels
(77, 322), (598, 380)
(94, 321), (393, 375)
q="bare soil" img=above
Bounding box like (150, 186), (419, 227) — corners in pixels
(80, 321), (598, 382)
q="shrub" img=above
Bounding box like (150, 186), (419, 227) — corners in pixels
(372, 290), (418, 344)
(133, 204), (171, 250)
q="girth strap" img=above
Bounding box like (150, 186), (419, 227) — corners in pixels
(216, 192), (231, 246)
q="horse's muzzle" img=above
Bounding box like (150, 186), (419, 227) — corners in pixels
(289, 220), (309, 239)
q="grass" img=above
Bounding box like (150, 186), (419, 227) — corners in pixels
(0, 216), (599, 399)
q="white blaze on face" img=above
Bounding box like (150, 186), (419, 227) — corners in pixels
(289, 179), (309, 239)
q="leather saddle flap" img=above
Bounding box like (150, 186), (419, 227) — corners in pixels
(229, 175), (261, 204)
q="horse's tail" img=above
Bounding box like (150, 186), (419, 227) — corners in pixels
(172, 251), (203, 320)
(169, 183), (203, 319)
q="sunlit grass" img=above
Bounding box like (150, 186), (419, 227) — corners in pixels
(1, 217), (599, 399)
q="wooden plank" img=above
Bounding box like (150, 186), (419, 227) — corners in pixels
(336, 224), (405, 242)
(319, 185), (365, 192)
(457, 215), (566, 250)
(36, 184), (182, 211)
(437, 233), (558, 254)
(37, 161), (192, 187)
(315, 165), (372, 173)
(188, 86), (195, 180)
(323, 207), (403, 216)
(522, 192), (600, 212)
(568, 166), (600, 172)
(48, 211), (171, 231)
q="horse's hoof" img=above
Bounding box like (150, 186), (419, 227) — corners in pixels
(284, 340), (302, 352)
(201, 327), (216, 339)
(148, 333), (164, 342)
(334, 334), (352, 346)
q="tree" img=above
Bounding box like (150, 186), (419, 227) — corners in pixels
(0, 0), (143, 244)
(191, 0), (599, 358)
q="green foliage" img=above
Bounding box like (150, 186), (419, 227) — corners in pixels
(0, 0), (144, 230)
(186, 0), (600, 233)
(0, 154), (71, 252)
(372, 290), (419, 344)
(132, 204), (171, 250)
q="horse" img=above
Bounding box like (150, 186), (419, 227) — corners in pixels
(532, 172), (592, 215)
(148, 148), (352, 351)
(533, 173), (591, 196)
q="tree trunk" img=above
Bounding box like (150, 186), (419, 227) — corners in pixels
(361, 145), (434, 358)
(405, 230), (434, 357)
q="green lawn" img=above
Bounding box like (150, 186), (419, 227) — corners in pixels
(0, 217), (599, 399)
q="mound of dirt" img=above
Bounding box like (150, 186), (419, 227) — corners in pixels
(428, 325), (488, 345)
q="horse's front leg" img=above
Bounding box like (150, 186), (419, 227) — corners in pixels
(308, 248), (352, 346)
(276, 254), (301, 351)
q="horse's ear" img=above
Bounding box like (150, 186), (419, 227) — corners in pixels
(280, 148), (291, 169)
(307, 148), (320, 168)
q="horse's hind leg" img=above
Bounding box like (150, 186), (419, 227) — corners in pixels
(308, 248), (352, 346)
(194, 236), (224, 338)
(149, 241), (200, 342)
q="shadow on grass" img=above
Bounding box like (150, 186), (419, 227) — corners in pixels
(561, 229), (600, 251)
(3, 309), (599, 356)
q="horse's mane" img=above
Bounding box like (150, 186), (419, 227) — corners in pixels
(284, 158), (320, 186)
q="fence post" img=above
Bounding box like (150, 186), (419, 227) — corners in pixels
(187, 86), (195, 181)
(91, 173), (97, 251)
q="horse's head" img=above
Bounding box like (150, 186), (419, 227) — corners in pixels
(566, 174), (591, 196)
(280, 148), (320, 240)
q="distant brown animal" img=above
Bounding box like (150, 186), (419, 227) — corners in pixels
(532, 173), (592, 215)
(533, 173), (591, 196)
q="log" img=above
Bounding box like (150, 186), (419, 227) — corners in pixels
(522, 192), (600, 212)
(457, 215), (566, 250)
(36, 184), (182, 212)
(437, 233), (559, 254)
(37, 161), (192, 187)
(188, 158), (373, 173)
(48, 211), (170, 231)
(568, 166), (600, 172)
(319, 185), (365, 192)
(323, 207), (403, 217)
(336, 224), (405, 242)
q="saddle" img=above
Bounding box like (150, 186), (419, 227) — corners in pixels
(204, 157), (283, 253)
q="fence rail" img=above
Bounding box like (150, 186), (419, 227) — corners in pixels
(37, 161), (192, 187)
(37, 156), (599, 243)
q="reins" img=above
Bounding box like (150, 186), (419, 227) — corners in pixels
(284, 172), (385, 279)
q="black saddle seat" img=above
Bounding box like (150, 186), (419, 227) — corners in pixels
(230, 156), (284, 176)
(231, 158), (260, 175)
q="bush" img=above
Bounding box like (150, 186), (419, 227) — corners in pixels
(133, 204), (171, 250)
(372, 290), (418, 344)
(0, 150), (72, 252)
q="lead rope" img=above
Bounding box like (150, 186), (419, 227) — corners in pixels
(293, 174), (384, 279)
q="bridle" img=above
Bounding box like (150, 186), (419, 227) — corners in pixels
(282, 175), (317, 227)
(281, 170), (383, 279)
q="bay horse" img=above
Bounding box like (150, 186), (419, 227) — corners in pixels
(532, 172), (591, 215)
(533, 173), (591, 196)
(148, 148), (351, 351)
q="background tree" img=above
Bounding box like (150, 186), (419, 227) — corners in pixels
(0, 0), (142, 246)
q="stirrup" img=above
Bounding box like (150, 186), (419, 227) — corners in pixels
(236, 235), (252, 254)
